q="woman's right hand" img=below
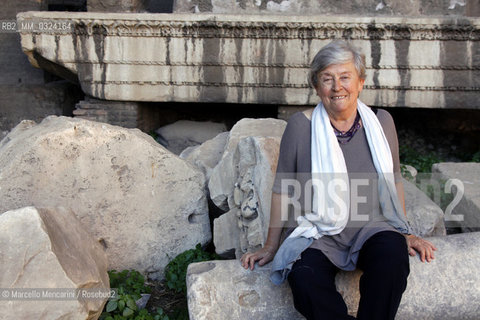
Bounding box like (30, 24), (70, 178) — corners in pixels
(240, 245), (277, 270)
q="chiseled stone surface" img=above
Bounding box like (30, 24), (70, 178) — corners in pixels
(0, 206), (109, 320)
(187, 232), (480, 320)
(403, 178), (446, 237)
(18, 11), (480, 109)
(0, 116), (211, 279)
(432, 162), (480, 232)
(209, 118), (286, 257)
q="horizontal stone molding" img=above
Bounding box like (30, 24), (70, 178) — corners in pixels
(51, 60), (480, 71)
(79, 80), (480, 92)
(18, 11), (480, 108)
(17, 13), (480, 41)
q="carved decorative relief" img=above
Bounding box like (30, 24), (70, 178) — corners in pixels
(19, 15), (480, 41)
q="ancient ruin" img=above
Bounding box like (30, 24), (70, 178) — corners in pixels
(0, 0), (479, 319)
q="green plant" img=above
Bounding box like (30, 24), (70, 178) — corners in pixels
(164, 244), (219, 294)
(100, 270), (168, 320)
(109, 269), (152, 297)
(471, 150), (480, 162)
(400, 164), (415, 182)
(149, 130), (159, 141)
(399, 145), (441, 173)
(101, 301), (169, 320)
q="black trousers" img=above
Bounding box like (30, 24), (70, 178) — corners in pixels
(287, 231), (410, 320)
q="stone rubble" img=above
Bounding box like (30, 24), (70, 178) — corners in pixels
(0, 116), (211, 279)
(0, 206), (109, 320)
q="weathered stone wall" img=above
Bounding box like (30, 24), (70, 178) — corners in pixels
(87, 0), (148, 12)
(87, 0), (174, 13)
(174, 0), (478, 16)
(0, 0), (82, 136)
(1, 1), (46, 86)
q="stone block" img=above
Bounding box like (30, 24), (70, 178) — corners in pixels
(0, 206), (109, 320)
(209, 118), (287, 256)
(187, 232), (480, 320)
(432, 162), (480, 232)
(0, 116), (211, 279)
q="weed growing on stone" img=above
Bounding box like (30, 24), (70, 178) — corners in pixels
(100, 244), (220, 320)
(399, 145), (441, 173)
(472, 151), (480, 163)
(164, 243), (220, 294)
(100, 270), (169, 320)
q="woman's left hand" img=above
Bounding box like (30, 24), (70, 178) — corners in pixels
(405, 235), (437, 262)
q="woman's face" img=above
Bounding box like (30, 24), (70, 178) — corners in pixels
(315, 61), (365, 116)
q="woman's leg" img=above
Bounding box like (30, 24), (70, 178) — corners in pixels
(288, 248), (356, 320)
(356, 231), (410, 320)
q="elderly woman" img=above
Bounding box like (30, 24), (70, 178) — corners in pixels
(241, 40), (437, 320)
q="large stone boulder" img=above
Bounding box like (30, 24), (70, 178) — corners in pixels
(0, 116), (211, 279)
(0, 206), (109, 320)
(403, 178), (446, 237)
(208, 118), (287, 257)
(187, 232), (480, 320)
(432, 162), (480, 232)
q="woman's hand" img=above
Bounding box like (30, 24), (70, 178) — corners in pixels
(405, 234), (437, 262)
(240, 245), (277, 270)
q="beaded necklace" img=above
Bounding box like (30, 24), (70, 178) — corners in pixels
(330, 112), (361, 144)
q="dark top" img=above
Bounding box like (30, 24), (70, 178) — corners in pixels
(272, 108), (402, 270)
